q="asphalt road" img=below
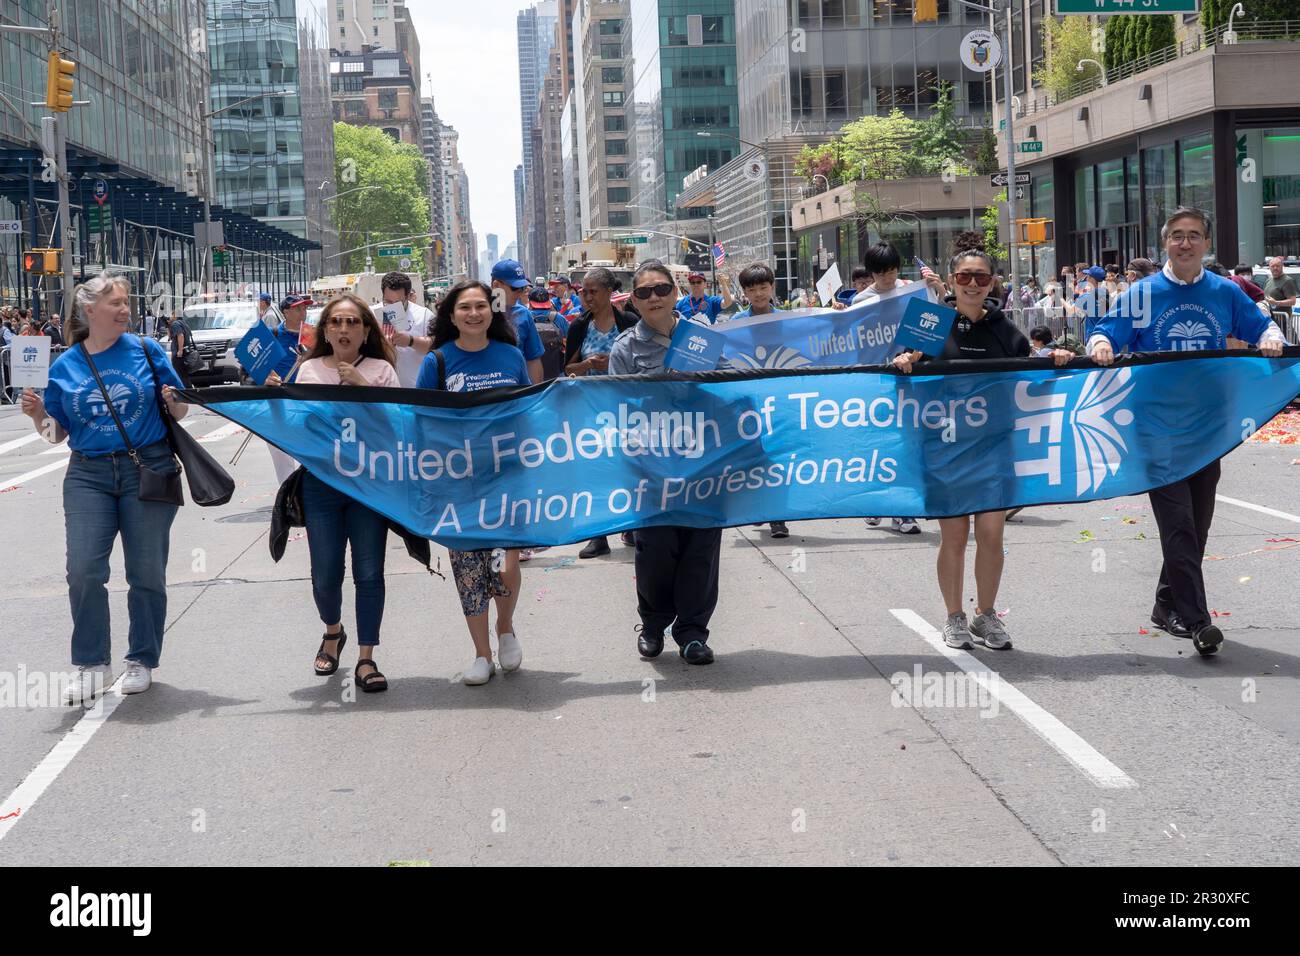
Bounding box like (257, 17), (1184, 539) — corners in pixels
(0, 401), (1297, 866)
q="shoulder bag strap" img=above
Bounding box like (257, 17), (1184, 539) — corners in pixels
(80, 342), (141, 465)
(434, 348), (446, 391)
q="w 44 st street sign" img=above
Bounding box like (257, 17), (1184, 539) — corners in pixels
(1055, 1), (1198, 12)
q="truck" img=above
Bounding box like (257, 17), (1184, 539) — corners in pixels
(310, 272), (383, 305)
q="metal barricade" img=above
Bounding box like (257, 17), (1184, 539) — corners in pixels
(1272, 309), (1299, 345)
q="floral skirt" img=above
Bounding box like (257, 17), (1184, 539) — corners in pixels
(448, 548), (511, 616)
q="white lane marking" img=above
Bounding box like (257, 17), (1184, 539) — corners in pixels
(889, 608), (1137, 790)
(197, 421), (245, 443)
(0, 433), (43, 456)
(1215, 494), (1300, 525)
(0, 681), (128, 845)
(3, 458), (70, 488)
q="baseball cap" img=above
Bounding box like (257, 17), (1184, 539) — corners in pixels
(490, 259), (529, 289)
(550, 275), (570, 286)
(1084, 266), (1107, 281)
(280, 293), (312, 311)
(259, 292), (273, 303)
(688, 272), (706, 282)
(527, 287), (552, 305)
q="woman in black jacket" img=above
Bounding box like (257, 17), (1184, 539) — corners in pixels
(893, 250), (1074, 653)
(565, 267), (638, 558)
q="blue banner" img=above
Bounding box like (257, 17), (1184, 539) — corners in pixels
(716, 282), (930, 369)
(185, 350), (1300, 550)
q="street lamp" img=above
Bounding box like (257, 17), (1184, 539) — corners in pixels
(200, 89), (295, 289)
(1076, 59), (1107, 87)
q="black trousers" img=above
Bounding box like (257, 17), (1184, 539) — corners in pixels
(634, 525), (721, 646)
(1148, 459), (1221, 633)
(171, 357), (192, 389)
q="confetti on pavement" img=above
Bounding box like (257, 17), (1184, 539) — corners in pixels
(1247, 409), (1300, 444)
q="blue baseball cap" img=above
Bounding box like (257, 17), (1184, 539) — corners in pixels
(490, 259), (529, 289)
(1084, 266), (1107, 281)
(259, 292), (273, 303)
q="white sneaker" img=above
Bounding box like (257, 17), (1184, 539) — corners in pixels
(62, 665), (112, 705)
(120, 661), (153, 695)
(864, 517), (882, 527)
(463, 656), (494, 685)
(893, 517), (921, 535)
(497, 631), (523, 672)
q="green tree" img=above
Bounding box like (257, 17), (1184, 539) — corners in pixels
(1145, 15), (1176, 57)
(332, 123), (432, 274)
(1035, 15), (1102, 98)
(912, 81), (971, 177)
(1201, 0), (1229, 31)
(1103, 16), (1123, 72)
(838, 108), (918, 180)
(971, 127), (999, 176)
(981, 190), (1007, 267)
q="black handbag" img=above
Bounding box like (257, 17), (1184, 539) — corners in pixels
(81, 342), (184, 506)
(140, 337), (236, 506)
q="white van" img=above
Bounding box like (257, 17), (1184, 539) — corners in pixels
(178, 299), (267, 386)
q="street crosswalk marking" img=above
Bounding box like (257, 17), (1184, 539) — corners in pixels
(0, 433), (43, 457)
(0, 680), (129, 846)
(1215, 494), (1300, 525)
(4, 419), (223, 488)
(889, 608), (1138, 790)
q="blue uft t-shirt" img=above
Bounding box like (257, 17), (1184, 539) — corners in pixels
(43, 334), (183, 455)
(416, 340), (530, 393)
(509, 301), (546, 363)
(1092, 269), (1272, 352)
(675, 294), (724, 323)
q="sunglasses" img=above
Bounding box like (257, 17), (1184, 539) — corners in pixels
(325, 316), (365, 328)
(953, 272), (994, 287)
(633, 282), (676, 300)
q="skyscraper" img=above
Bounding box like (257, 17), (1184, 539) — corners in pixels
(574, 0), (632, 236)
(517, 2), (559, 270)
(421, 96), (449, 279)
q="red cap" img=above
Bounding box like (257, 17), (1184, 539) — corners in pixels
(688, 273), (706, 282)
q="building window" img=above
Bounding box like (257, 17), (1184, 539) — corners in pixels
(602, 91), (624, 106)
(1178, 133), (1214, 220)
(378, 88), (398, 110)
(607, 186), (630, 203)
(606, 139), (627, 155)
(601, 67), (623, 84)
(607, 163), (628, 180)
(600, 42), (621, 60)
(604, 115), (626, 132)
(701, 15), (727, 43)
(599, 20), (622, 36)
(608, 211), (631, 226)
(1237, 125), (1300, 262)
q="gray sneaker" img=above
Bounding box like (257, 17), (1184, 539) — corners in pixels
(969, 612), (1013, 650)
(942, 613), (972, 649)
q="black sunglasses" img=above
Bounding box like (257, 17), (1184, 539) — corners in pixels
(633, 282), (675, 300)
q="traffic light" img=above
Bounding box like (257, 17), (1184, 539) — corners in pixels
(45, 50), (76, 112)
(914, 0), (938, 23)
(23, 248), (61, 275)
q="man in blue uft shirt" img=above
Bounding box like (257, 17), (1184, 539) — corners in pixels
(675, 272), (734, 323)
(489, 259), (545, 384)
(1089, 207), (1286, 657)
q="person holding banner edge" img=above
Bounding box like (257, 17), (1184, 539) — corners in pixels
(405, 281), (529, 686)
(1088, 207), (1286, 657)
(894, 250), (1074, 650)
(268, 294), (401, 692)
(20, 273), (189, 703)
(610, 261), (724, 665)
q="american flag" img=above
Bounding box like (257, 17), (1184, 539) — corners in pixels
(712, 242), (727, 269)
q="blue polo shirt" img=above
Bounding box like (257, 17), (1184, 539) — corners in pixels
(43, 335), (183, 456)
(675, 294), (725, 323)
(273, 322), (303, 380)
(509, 301), (546, 363)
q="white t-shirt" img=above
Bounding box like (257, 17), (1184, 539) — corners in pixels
(851, 277), (913, 305)
(373, 299), (434, 387)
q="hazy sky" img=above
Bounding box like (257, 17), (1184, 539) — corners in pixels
(407, 0), (528, 259)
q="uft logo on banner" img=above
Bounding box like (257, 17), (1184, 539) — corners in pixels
(688, 334), (709, 353)
(918, 311), (939, 331)
(1013, 368), (1135, 496)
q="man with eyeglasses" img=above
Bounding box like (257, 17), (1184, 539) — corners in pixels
(609, 261), (730, 665)
(1088, 207), (1286, 657)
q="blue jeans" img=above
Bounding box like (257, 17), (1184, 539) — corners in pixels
(302, 471), (388, 646)
(64, 441), (179, 669)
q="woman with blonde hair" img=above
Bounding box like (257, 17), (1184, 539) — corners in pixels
(20, 273), (188, 703)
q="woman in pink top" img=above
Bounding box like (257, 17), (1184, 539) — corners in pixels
(268, 294), (400, 692)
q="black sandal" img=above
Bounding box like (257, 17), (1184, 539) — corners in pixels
(355, 658), (388, 693)
(314, 628), (348, 676)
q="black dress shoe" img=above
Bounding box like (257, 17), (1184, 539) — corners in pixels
(1193, 625), (1223, 657)
(679, 640), (714, 665)
(636, 626), (664, 658)
(579, 537), (611, 558)
(1151, 607), (1192, 638)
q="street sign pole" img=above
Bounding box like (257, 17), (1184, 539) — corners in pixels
(1001, 0), (1019, 300)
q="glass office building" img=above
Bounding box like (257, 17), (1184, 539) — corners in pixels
(0, 0), (209, 191)
(629, 0), (740, 262)
(207, 0), (334, 272)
